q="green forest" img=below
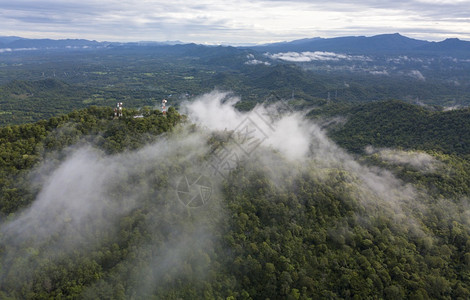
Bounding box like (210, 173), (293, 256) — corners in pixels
(2, 43), (470, 127)
(0, 46), (469, 299)
(0, 101), (469, 299)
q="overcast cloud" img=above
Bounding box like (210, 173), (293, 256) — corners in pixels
(1, 0), (469, 44)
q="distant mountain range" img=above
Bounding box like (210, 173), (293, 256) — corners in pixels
(1, 33), (470, 57)
(0, 36), (183, 50)
(0, 36), (104, 49)
(252, 33), (470, 57)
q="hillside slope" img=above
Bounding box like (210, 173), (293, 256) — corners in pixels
(322, 100), (470, 156)
(0, 100), (469, 299)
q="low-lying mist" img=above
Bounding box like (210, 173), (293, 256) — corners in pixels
(0, 90), (463, 297)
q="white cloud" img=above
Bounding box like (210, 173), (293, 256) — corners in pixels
(181, 91), (312, 160)
(0, 47), (38, 53)
(365, 146), (443, 172)
(409, 70), (426, 81)
(443, 105), (464, 111)
(369, 70), (389, 75)
(245, 59), (271, 65)
(267, 51), (371, 62)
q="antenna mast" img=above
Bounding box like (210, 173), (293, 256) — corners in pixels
(161, 99), (168, 115)
(114, 102), (123, 118)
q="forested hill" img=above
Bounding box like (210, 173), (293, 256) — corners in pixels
(0, 79), (91, 125)
(0, 106), (181, 214)
(315, 100), (470, 157)
(0, 101), (469, 299)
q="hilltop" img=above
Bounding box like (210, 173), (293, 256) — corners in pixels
(0, 99), (469, 298)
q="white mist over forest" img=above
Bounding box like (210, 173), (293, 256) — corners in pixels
(0, 90), (466, 297)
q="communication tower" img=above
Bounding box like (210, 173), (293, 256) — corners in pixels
(162, 99), (168, 115)
(114, 102), (123, 118)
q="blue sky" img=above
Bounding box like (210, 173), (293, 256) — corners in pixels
(1, 0), (469, 44)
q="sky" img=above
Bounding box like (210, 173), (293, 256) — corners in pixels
(1, 0), (470, 45)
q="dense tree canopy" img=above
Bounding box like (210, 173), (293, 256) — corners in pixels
(0, 102), (469, 299)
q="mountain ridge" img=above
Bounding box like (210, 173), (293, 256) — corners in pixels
(251, 33), (470, 56)
(1, 33), (469, 57)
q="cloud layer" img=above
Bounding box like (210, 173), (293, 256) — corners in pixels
(1, 0), (469, 44)
(365, 146), (443, 173)
(267, 51), (371, 62)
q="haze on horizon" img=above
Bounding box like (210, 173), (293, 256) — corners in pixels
(1, 0), (470, 45)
